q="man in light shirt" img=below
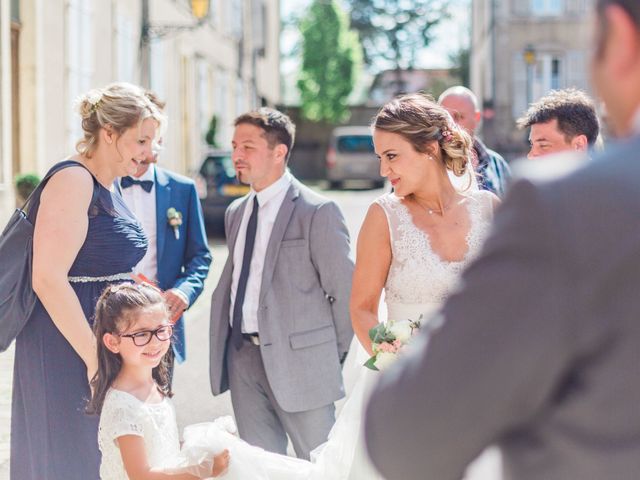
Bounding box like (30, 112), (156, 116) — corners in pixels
(120, 91), (211, 374)
(209, 108), (354, 459)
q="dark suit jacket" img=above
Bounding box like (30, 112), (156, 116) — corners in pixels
(365, 137), (640, 480)
(154, 167), (211, 362)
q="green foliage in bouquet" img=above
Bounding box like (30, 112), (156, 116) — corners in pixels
(363, 323), (395, 371)
(363, 355), (379, 371)
(364, 318), (423, 371)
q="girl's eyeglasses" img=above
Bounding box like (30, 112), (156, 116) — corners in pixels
(119, 325), (173, 347)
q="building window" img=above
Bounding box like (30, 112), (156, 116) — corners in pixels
(551, 58), (561, 89)
(252, 0), (267, 55)
(150, 39), (166, 98)
(531, 0), (563, 16)
(196, 59), (211, 141)
(512, 51), (565, 119)
(235, 77), (245, 118)
(231, 0), (243, 38)
(66, 0), (93, 152)
(11, 0), (19, 22)
(215, 69), (229, 145)
(116, 13), (136, 82)
(532, 54), (564, 100)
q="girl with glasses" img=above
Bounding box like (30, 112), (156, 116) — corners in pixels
(87, 283), (230, 479)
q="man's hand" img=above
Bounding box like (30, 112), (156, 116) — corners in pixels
(164, 288), (189, 323)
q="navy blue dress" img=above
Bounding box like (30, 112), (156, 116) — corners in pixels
(10, 161), (147, 480)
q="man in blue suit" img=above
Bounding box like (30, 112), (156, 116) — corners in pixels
(120, 91), (211, 371)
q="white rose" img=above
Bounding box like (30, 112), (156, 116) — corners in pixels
(86, 89), (103, 106)
(388, 319), (413, 343)
(374, 352), (397, 370)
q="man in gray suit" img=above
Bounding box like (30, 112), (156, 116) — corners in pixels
(365, 1), (640, 479)
(209, 108), (353, 459)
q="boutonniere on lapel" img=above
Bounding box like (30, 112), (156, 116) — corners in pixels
(167, 207), (183, 240)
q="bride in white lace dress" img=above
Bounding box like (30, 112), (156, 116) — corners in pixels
(310, 93), (500, 479)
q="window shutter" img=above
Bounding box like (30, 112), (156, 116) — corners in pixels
(512, 53), (528, 119)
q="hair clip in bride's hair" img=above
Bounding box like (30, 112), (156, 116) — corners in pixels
(440, 127), (453, 142)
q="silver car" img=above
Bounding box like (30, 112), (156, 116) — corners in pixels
(326, 126), (384, 189)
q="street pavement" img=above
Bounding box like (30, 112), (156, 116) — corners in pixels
(0, 182), (500, 479)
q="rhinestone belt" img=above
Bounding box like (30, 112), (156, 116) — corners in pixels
(68, 272), (132, 283)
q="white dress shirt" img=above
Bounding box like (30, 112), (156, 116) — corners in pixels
(230, 171), (292, 333)
(121, 165), (158, 282)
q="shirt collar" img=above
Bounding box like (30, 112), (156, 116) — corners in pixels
(252, 170), (292, 207)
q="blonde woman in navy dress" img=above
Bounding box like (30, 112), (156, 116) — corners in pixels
(10, 82), (164, 480)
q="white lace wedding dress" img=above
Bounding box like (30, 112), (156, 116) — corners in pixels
(309, 189), (495, 479)
(98, 189), (496, 480)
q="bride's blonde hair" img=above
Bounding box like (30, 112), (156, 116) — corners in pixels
(373, 93), (473, 177)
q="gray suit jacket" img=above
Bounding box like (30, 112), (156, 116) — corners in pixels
(209, 177), (354, 413)
(365, 136), (640, 480)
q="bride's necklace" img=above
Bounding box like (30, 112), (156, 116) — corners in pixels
(414, 197), (454, 216)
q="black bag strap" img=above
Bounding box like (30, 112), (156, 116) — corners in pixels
(23, 160), (101, 222)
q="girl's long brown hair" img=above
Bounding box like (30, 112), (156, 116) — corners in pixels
(86, 283), (173, 415)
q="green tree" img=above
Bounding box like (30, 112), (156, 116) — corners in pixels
(347, 0), (449, 94)
(297, 0), (363, 124)
(449, 46), (470, 87)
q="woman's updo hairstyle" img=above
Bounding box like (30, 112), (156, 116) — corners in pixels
(373, 93), (473, 177)
(75, 82), (166, 157)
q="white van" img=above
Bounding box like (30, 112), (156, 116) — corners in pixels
(326, 126), (384, 189)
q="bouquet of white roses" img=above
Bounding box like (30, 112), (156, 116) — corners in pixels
(364, 317), (422, 371)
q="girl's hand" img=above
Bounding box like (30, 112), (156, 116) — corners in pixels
(86, 361), (98, 395)
(210, 449), (230, 477)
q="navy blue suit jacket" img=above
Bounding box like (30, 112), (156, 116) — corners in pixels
(154, 167), (211, 362)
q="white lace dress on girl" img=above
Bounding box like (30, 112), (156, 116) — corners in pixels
(98, 388), (181, 480)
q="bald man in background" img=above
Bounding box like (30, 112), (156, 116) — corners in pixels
(439, 86), (511, 197)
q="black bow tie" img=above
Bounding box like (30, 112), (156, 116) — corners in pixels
(121, 176), (154, 193)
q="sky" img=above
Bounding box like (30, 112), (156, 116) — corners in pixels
(280, 0), (471, 103)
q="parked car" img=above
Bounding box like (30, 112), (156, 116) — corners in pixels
(326, 126), (384, 189)
(195, 150), (249, 233)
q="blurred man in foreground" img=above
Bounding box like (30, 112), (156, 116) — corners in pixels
(365, 1), (640, 479)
